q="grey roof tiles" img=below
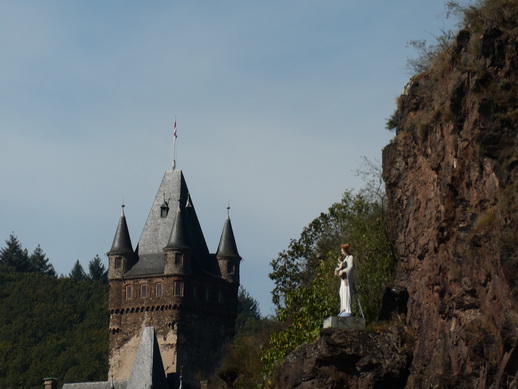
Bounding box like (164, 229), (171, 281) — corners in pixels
(216, 217), (241, 259)
(108, 207), (134, 254)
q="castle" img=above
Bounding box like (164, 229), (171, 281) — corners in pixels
(106, 168), (242, 388)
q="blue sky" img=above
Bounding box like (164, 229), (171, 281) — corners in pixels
(0, 1), (462, 315)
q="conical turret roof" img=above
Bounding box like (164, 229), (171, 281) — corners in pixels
(216, 215), (241, 259)
(108, 206), (133, 254)
(165, 201), (190, 250)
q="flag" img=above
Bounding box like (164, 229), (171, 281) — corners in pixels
(173, 119), (177, 139)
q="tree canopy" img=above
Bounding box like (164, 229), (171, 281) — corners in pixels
(0, 235), (109, 388)
(0, 234), (56, 276)
(263, 165), (398, 377)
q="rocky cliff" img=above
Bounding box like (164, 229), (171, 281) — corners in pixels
(272, 2), (518, 388)
(383, 4), (518, 387)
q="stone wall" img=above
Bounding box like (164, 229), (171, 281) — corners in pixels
(108, 275), (237, 386)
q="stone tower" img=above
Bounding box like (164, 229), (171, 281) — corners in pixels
(107, 169), (241, 389)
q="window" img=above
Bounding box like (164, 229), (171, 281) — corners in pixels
(174, 281), (184, 296)
(227, 262), (235, 274)
(125, 285), (133, 299)
(156, 283), (162, 297)
(115, 257), (122, 269)
(140, 284), (147, 298)
(160, 201), (169, 218)
(205, 288), (210, 301)
(174, 253), (183, 265)
(192, 286), (198, 299)
(218, 291), (223, 303)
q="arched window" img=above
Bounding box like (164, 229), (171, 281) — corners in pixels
(156, 283), (163, 297)
(174, 281), (184, 296)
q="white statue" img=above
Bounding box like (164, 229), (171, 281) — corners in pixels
(335, 243), (354, 317)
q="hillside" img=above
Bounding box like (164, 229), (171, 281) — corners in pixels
(272, 1), (518, 387)
(0, 265), (108, 388)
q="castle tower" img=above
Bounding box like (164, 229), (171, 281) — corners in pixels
(216, 210), (242, 284)
(164, 201), (192, 276)
(107, 170), (241, 389)
(107, 205), (135, 280)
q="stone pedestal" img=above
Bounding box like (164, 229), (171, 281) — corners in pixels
(323, 316), (365, 330)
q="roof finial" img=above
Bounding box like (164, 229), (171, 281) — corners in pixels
(227, 200), (231, 219)
(121, 198), (126, 215)
(172, 115), (177, 170)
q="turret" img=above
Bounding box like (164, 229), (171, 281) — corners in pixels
(107, 204), (135, 280)
(216, 209), (242, 283)
(164, 201), (191, 276)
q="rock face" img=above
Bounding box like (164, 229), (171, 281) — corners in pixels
(382, 14), (518, 389)
(272, 327), (413, 389)
(272, 4), (518, 388)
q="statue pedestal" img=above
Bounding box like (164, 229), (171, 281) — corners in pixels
(323, 316), (365, 330)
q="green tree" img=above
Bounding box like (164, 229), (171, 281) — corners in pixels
(29, 244), (56, 276)
(69, 260), (87, 280)
(0, 234), (31, 273)
(235, 287), (262, 337)
(269, 193), (351, 310)
(262, 260), (337, 377)
(88, 255), (107, 283)
(264, 171), (398, 377)
(216, 289), (281, 389)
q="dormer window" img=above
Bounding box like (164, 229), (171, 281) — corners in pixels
(160, 201), (169, 218)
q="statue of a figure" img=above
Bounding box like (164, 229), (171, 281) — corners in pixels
(335, 243), (354, 317)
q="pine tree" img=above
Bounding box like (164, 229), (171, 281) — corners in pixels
(29, 245), (56, 276)
(0, 234), (31, 273)
(69, 260), (87, 280)
(88, 255), (107, 283)
(235, 287), (262, 336)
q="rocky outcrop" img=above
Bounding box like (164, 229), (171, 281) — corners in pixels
(382, 11), (518, 388)
(272, 326), (412, 389)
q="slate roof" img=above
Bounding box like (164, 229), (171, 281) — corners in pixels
(125, 170), (216, 277)
(62, 327), (169, 389)
(127, 327), (169, 389)
(108, 207), (134, 254)
(216, 216), (241, 259)
(164, 203), (190, 250)
(62, 382), (127, 389)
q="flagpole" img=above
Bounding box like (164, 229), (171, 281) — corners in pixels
(172, 115), (177, 170)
